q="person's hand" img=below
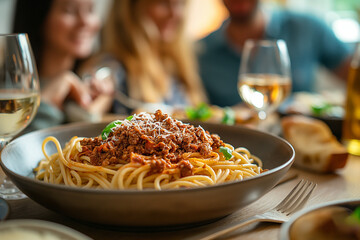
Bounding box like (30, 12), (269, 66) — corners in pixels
(86, 66), (115, 99)
(41, 71), (92, 110)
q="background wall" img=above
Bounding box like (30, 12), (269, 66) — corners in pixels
(2, 0), (359, 42)
(0, 0), (15, 33)
(0, 0), (227, 39)
(1, 0), (359, 93)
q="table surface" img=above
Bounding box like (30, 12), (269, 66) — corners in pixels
(1, 153), (359, 240)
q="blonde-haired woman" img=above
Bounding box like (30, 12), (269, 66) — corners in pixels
(100, 0), (207, 113)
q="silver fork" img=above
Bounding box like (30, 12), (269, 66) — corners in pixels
(191, 179), (317, 240)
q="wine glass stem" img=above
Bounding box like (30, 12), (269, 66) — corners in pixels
(257, 111), (271, 132)
(0, 139), (27, 199)
(0, 138), (10, 150)
(258, 111), (267, 120)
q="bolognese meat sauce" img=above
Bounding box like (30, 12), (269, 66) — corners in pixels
(79, 110), (224, 177)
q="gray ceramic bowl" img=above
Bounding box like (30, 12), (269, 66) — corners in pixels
(1, 122), (294, 227)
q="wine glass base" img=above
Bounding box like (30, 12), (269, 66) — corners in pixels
(0, 179), (28, 200)
(0, 191), (27, 200)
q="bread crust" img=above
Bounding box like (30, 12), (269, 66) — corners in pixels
(281, 115), (348, 173)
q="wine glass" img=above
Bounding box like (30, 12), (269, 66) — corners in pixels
(0, 34), (40, 199)
(238, 39), (291, 128)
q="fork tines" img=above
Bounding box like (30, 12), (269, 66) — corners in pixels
(275, 179), (317, 216)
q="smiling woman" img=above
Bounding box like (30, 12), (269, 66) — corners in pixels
(12, 0), (113, 131)
(96, 0), (207, 114)
(42, 0), (100, 63)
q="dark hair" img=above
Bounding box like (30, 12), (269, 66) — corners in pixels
(13, 0), (54, 71)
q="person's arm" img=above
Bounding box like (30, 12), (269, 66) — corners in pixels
(41, 71), (92, 110)
(88, 56), (132, 115)
(316, 16), (352, 82)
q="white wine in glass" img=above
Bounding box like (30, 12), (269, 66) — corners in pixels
(238, 40), (291, 122)
(0, 34), (40, 199)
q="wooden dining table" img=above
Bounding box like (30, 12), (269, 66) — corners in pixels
(1, 150), (359, 240)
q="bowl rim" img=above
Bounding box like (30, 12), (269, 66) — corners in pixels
(279, 198), (360, 240)
(0, 121), (295, 195)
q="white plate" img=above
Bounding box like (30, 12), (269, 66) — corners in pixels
(279, 199), (360, 240)
(0, 219), (92, 240)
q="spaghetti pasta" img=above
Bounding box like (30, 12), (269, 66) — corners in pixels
(35, 110), (264, 190)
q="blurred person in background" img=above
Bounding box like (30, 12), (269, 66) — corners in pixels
(95, 0), (207, 114)
(13, 0), (113, 130)
(198, 0), (352, 107)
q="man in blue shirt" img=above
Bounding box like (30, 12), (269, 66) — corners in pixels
(198, 0), (351, 107)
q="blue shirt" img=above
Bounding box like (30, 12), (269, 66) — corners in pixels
(198, 10), (351, 107)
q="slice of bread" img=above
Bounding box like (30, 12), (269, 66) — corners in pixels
(281, 115), (348, 173)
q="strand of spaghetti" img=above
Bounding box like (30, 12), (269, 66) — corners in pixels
(216, 169), (230, 183)
(42, 137), (73, 186)
(124, 165), (150, 188)
(154, 174), (170, 190)
(81, 172), (112, 189)
(75, 140), (83, 152)
(63, 168), (73, 186)
(240, 168), (260, 175)
(70, 170), (82, 186)
(224, 143), (235, 151)
(239, 163), (260, 169)
(142, 182), (156, 188)
(229, 170), (241, 181)
(44, 161), (54, 182)
(191, 159), (217, 181)
(115, 166), (138, 189)
(137, 168), (150, 190)
(142, 173), (160, 184)
(43, 136), (117, 175)
(211, 164), (258, 170)
(63, 168), (72, 186)
(215, 169), (223, 180)
(232, 152), (251, 164)
(179, 175), (214, 184)
(161, 180), (199, 189)
(252, 156), (263, 168)
(242, 171), (256, 178)
(82, 177), (94, 188)
(234, 147), (251, 156)
(64, 162), (117, 174)
(192, 180), (207, 187)
(186, 151), (219, 159)
(79, 155), (91, 163)
(36, 171), (45, 181)
(65, 136), (81, 162)
(54, 173), (62, 184)
(60, 153), (70, 185)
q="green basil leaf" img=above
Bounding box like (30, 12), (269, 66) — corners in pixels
(101, 120), (122, 140)
(197, 103), (212, 120)
(222, 107), (235, 125)
(311, 102), (331, 116)
(350, 206), (360, 223)
(126, 115), (134, 121)
(185, 108), (198, 120)
(185, 103), (212, 121)
(219, 146), (233, 160)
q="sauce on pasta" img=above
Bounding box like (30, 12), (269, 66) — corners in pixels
(35, 110), (264, 190)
